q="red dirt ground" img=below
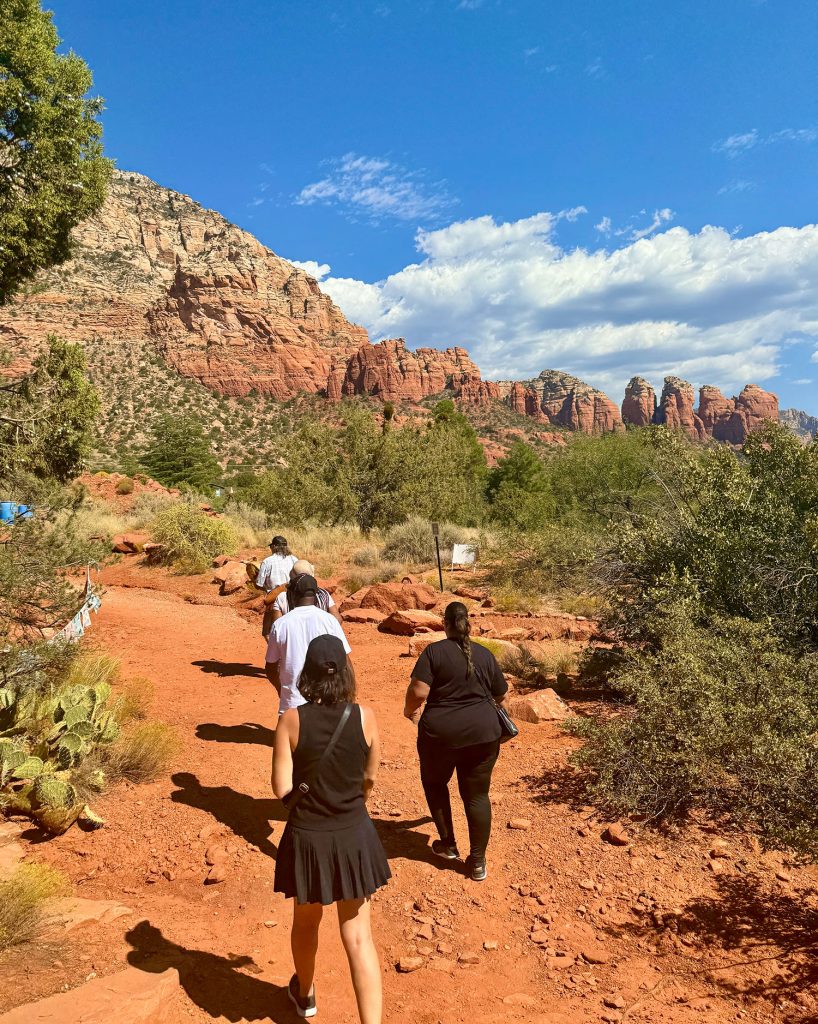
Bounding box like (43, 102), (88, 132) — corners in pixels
(2, 573), (818, 1023)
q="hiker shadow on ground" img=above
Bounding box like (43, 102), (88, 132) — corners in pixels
(170, 772), (284, 859)
(126, 920), (290, 1023)
(520, 764), (594, 812)
(192, 659), (268, 679)
(372, 814), (463, 874)
(196, 722), (276, 746)
(613, 871), (818, 1021)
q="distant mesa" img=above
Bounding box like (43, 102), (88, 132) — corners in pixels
(620, 375), (780, 444)
(0, 169), (789, 446)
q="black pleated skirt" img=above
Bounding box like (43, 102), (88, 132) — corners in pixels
(274, 815), (391, 906)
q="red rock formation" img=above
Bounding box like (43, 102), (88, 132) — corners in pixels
(496, 370), (621, 434)
(621, 376), (656, 427)
(698, 383), (778, 443)
(337, 339), (485, 403)
(656, 376), (708, 440)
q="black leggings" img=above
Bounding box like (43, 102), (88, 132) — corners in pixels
(417, 735), (500, 860)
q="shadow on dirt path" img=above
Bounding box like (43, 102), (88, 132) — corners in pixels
(196, 722), (276, 746)
(126, 920), (291, 1023)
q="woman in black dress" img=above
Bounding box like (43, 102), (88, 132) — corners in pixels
(273, 635), (390, 1022)
(403, 601), (508, 882)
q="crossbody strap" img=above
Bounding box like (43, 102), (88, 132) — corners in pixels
(287, 703), (353, 809)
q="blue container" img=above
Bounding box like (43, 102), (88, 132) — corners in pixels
(0, 502), (16, 524)
(15, 504), (32, 520)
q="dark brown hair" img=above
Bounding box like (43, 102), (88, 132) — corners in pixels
(270, 536), (290, 555)
(444, 601), (473, 678)
(298, 662), (357, 705)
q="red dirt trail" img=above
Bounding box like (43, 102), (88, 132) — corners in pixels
(2, 581), (817, 1023)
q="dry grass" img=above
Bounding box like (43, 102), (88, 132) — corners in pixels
(102, 722), (181, 783)
(114, 676), (155, 723)
(557, 592), (608, 618)
(472, 637), (521, 671)
(492, 586), (544, 614)
(0, 864), (68, 951)
(284, 525), (372, 579)
(342, 561), (405, 594)
(64, 651), (120, 690)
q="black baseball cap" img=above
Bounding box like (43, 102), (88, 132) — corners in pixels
(303, 634), (348, 676)
(290, 573), (319, 598)
(270, 535), (288, 547)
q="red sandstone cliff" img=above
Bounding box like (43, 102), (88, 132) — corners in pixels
(495, 370), (622, 434)
(621, 376), (656, 427)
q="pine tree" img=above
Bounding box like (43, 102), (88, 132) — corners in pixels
(140, 416), (221, 492)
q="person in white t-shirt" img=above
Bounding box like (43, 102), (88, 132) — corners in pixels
(265, 574), (352, 714)
(256, 536), (298, 639)
(272, 559), (343, 625)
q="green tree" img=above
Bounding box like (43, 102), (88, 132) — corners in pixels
(0, 337), (100, 481)
(486, 441), (551, 529)
(140, 415), (220, 491)
(0, 0), (112, 302)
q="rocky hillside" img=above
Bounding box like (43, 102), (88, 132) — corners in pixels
(780, 407), (818, 441)
(0, 169), (791, 447)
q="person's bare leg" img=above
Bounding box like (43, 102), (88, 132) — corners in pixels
(291, 901), (323, 998)
(337, 898), (382, 1024)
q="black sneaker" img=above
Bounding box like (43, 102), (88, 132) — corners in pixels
(431, 839), (460, 860)
(467, 856), (487, 882)
(288, 974), (317, 1018)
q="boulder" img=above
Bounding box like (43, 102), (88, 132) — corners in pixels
(360, 582), (438, 615)
(0, 967), (180, 1024)
(454, 586), (488, 601)
(111, 533), (145, 554)
(339, 586), (371, 613)
(343, 608), (386, 625)
(216, 563), (249, 596)
(379, 610), (445, 636)
(507, 688), (574, 724)
(211, 554), (234, 568)
(407, 635), (438, 657)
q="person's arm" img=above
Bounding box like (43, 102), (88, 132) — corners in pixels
(404, 679), (430, 723)
(361, 706), (380, 802)
(328, 603), (343, 625)
(255, 559), (269, 592)
(272, 709), (298, 799)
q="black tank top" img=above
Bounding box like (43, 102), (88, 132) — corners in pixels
(289, 703), (370, 830)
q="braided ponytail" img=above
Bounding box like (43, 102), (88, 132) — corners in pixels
(444, 601), (473, 678)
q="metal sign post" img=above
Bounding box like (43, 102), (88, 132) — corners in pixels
(431, 522), (443, 593)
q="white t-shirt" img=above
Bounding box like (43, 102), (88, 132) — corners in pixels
(273, 589), (335, 615)
(266, 606), (352, 713)
(256, 553), (297, 592)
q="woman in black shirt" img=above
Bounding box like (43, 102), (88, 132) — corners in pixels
(403, 601), (508, 881)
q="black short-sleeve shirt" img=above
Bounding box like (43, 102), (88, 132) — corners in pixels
(411, 638), (508, 748)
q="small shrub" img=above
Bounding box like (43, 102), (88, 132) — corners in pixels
(115, 477), (134, 495)
(381, 518), (467, 564)
(65, 651), (120, 690)
(103, 722), (180, 783)
(472, 637), (520, 670)
(492, 586), (542, 614)
(352, 545), (380, 567)
(114, 676), (155, 722)
(0, 864), (68, 951)
(151, 502), (239, 573)
(130, 491), (175, 528)
(342, 562), (403, 593)
(558, 593), (607, 618)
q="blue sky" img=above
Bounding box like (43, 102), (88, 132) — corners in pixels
(52, 0), (818, 412)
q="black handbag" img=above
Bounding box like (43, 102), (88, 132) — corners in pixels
(281, 703), (353, 812)
(473, 656), (519, 743)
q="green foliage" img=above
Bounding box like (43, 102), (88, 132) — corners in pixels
(115, 476), (134, 495)
(486, 441), (551, 530)
(0, 338), (101, 480)
(140, 414), (221, 491)
(574, 606), (818, 855)
(0, 0), (112, 302)
(150, 501), (238, 573)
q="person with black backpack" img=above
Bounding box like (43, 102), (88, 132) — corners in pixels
(272, 635), (390, 1021)
(403, 601), (510, 882)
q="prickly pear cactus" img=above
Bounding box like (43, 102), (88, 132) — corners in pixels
(32, 774), (77, 810)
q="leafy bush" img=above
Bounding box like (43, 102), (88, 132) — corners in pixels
(0, 864), (68, 951)
(103, 722), (180, 783)
(115, 477), (134, 495)
(130, 490), (175, 528)
(381, 517), (465, 564)
(352, 544), (380, 567)
(573, 605), (818, 856)
(151, 502), (239, 573)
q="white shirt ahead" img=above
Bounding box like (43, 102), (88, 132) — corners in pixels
(266, 605), (352, 713)
(273, 589), (335, 615)
(256, 552), (297, 592)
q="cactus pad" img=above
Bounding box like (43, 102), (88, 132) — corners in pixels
(33, 775), (77, 809)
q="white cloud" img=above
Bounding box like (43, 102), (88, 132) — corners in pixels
(793, 378), (813, 385)
(585, 59), (605, 79)
(714, 125), (818, 157)
(595, 216), (612, 236)
(524, 46), (540, 58)
(295, 153), (455, 224)
(318, 211), (818, 400)
(718, 179), (756, 196)
(629, 208), (674, 241)
(457, 0), (484, 8)
(289, 259), (331, 281)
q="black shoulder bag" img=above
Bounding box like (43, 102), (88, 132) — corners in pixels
(281, 704), (353, 812)
(464, 645), (519, 744)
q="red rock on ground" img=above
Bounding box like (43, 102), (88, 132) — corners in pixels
(379, 609), (445, 636)
(0, 967), (180, 1024)
(454, 586), (488, 601)
(360, 582), (438, 615)
(112, 534), (147, 555)
(343, 608), (387, 625)
(507, 688), (574, 724)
